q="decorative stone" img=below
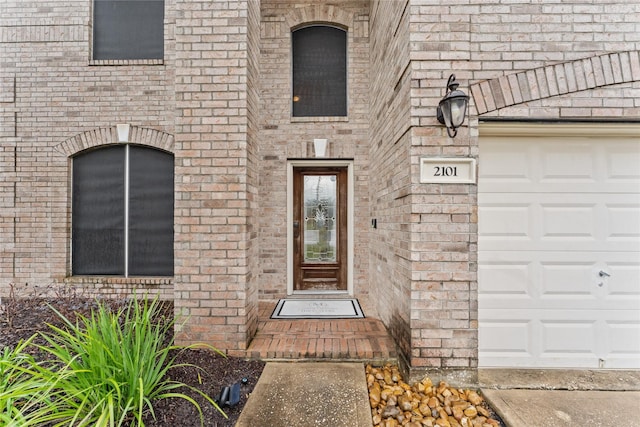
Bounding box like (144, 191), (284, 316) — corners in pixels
(477, 405), (489, 418)
(382, 404), (401, 419)
(398, 395), (413, 411)
(368, 373), (376, 387)
(381, 387), (392, 401)
(366, 364), (502, 427)
(370, 382), (381, 408)
(387, 394), (397, 406)
(437, 381), (449, 394)
(452, 405), (464, 421)
(428, 396), (439, 409)
(464, 406), (478, 418)
(467, 391), (483, 406)
(419, 401), (430, 415)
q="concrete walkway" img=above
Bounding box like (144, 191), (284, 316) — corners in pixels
(237, 362), (640, 427)
(483, 389), (640, 427)
(236, 362), (371, 427)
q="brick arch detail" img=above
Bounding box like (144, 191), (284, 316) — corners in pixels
(54, 125), (175, 157)
(470, 50), (640, 115)
(284, 4), (354, 29)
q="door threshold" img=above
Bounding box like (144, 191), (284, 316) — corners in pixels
(289, 290), (350, 298)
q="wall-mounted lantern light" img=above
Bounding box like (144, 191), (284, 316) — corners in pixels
(436, 74), (469, 138)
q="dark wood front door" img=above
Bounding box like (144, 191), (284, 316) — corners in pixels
(293, 167), (347, 291)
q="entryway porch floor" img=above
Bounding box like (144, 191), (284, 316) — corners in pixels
(245, 299), (398, 364)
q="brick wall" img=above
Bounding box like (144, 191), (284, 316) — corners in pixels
(0, 0), (176, 300)
(368, 0), (413, 373)
(172, 0), (260, 353)
(365, 0), (640, 382)
(257, 1), (371, 299)
(2, 0), (639, 380)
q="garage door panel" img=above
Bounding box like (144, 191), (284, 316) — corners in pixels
(479, 142), (532, 182)
(606, 322), (640, 368)
(479, 131), (640, 368)
(540, 320), (597, 358)
(480, 137), (640, 178)
(478, 205), (531, 240)
(480, 310), (640, 368)
(540, 144), (595, 183)
(480, 296), (637, 311)
(480, 241), (639, 253)
(609, 206), (640, 240)
(608, 143), (640, 181)
(481, 182), (640, 194)
(539, 262), (599, 298)
(478, 319), (532, 357)
(607, 262), (640, 298)
(478, 262), (531, 295)
(541, 204), (597, 240)
(481, 194), (640, 252)
(479, 251), (640, 267)
(480, 254), (639, 311)
(479, 315), (601, 368)
(480, 138), (640, 194)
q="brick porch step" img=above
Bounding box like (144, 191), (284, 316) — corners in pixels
(245, 302), (398, 364)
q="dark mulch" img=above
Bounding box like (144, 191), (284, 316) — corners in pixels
(0, 294), (265, 427)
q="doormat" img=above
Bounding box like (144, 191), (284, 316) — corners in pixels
(270, 298), (365, 319)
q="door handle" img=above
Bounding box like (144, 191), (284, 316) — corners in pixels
(598, 270), (610, 278)
(293, 221), (300, 238)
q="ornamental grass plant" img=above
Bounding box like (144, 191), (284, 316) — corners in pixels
(0, 336), (70, 427)
(1, 296), (225, 427)
(0, 337), (43, 426)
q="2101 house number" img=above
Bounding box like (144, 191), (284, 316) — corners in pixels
(420, 158), (476, 184)
(433, 166), (458, 177)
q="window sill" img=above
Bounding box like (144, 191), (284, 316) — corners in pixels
(291, 116), (348, 123)
(89, 59), (164, 66)
(64, 276), (173, 286)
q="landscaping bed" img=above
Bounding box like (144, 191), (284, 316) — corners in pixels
(0, 289), (264, 427)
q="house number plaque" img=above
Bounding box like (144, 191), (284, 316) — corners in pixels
(420, 157), (476, 184)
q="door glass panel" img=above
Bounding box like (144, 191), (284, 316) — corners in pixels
(303, 175), (337, 262)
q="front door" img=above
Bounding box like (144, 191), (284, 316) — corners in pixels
(293, 167), (348, 291)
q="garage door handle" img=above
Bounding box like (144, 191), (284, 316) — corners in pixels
(598, 270), (610, 278)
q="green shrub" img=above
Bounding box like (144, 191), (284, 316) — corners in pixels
(0, 336), (68, 427)
(1, 338), (36, 425)
(30, 297), (226, 427)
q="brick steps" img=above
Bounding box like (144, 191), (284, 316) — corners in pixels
(245, 302), (397, 364)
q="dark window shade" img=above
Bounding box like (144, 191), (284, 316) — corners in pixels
(72, 145), (174, 277)
(72, 146), (125, 275)
(292, 26), (347, 117)
(128, 146), (174, 276)
(93, 0), (164, 60)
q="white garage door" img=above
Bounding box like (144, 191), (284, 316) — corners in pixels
(478, 125), (640, 368)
